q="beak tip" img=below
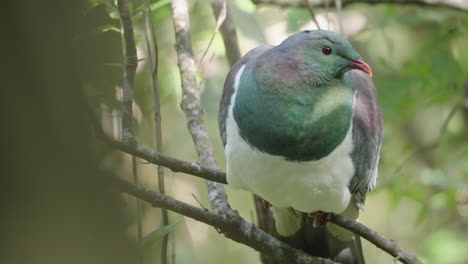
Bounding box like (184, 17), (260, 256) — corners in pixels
(352, 59), (373, 77)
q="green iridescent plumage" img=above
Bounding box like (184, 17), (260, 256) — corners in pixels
(234, 69), (354, 161)
(233, 30), (363, 161)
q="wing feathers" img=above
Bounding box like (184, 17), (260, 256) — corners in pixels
(218, 45), (273, 146)
(346, 70), (383, 205)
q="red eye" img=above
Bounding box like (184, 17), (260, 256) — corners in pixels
(322, 46), (332, 55)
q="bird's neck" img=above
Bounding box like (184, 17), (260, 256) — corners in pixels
(233, 69), (355, 161)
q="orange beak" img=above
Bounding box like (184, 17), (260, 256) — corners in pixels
(352, 59), (373, 77)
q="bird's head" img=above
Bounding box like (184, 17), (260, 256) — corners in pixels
(281, 30), (372, 85)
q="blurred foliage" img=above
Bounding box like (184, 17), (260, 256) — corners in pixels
(82, 0), (468, 263)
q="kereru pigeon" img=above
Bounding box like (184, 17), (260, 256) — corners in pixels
(218, 30), (383, 264)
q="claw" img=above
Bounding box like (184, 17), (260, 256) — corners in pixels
(313, 211), (331, 227)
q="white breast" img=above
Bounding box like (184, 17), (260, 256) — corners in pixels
(225, 64), (355, 214)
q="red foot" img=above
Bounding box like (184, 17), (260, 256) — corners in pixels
(299, 212), (312, 223)
(313, 211), (331, 227)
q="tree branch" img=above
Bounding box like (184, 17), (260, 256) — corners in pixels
(102, 135), (227, 184)
(143, 2), (169, 263)
(330, 215), (423, 264)
(93, 122), (422, 264)
(117, 2), (142, 263)
(103, 2), (425, 263)
(251, 0), (468, 12)
(103, 131), (424, 264)
(113, 176), (338, 264)
(303, 0), (322, 30)
(117, 0), (138, 141)
(171, 0), (231, 215)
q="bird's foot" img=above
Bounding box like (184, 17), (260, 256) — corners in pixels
(298, 211), (331, 227)
(262, 200), (271, 209)
(313, 211), (331, 228)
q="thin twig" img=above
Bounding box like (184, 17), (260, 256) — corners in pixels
(251, 0), (468, 12)
(192, 193), (208, 211)
(132, 155), (143, 264)
(209, 0), (242, 67)
(394, 104), (460, 174)
(303, 0), (321, 30)
(143, 1), (169, 264)
(171, 0), (231, 215)
(199, 0), (226, 66)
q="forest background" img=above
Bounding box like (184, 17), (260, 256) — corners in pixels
(3, 1), (467, 264)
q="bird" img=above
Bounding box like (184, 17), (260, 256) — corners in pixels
(218, 30), (383, 264)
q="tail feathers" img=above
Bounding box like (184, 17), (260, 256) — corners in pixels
(327, 231), (365, 264)
(277, 223), (365, 264)
(270, 205), (365, 264)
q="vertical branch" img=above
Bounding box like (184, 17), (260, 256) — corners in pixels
(117, 1), (142, 263)
(463, 82), (468, 129)
(117, 0), (138, 141)
(209, 0), (242, 67)
(132, 155), (143, 246)
(143, 2), (169, 264)
(171, 0), (232, 215)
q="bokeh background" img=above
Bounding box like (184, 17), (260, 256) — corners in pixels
(12, 0), (467, 264)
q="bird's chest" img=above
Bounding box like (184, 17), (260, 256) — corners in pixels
(225, 113), (355, 213)
(233, 79), (354, 162)
(225, 68), (356, 213)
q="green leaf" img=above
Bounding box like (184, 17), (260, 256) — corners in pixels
(98, 25), (121, 33)
(140, 220), (182, 248)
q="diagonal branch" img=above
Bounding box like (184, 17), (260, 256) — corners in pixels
(102, 130), (424, 264)
(209, 0), (242, 67)
(114, 174), (425, 264)
(303, 0), (322, 30)
(95, 120), (425, 264)
(330, 215), (423, 264)
(251, 0), (468, 12)
(171, 0), (231, 215)
(102, 134), (227, 184)
(114, 176), (338, 264)
(394, 103), (460, 174)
